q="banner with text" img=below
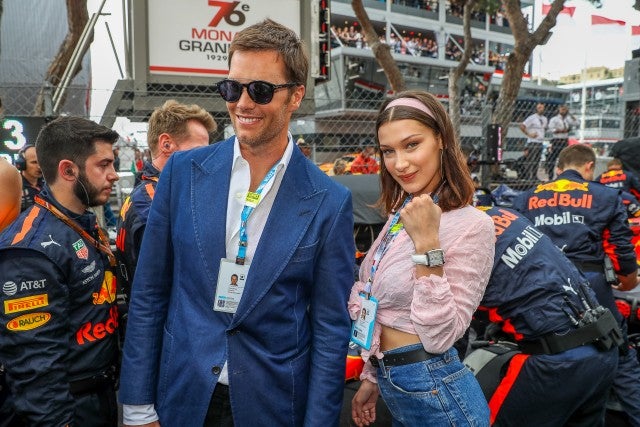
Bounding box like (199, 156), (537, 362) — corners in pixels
(0, 117), (47, 163)
(148, 0), (301, 77)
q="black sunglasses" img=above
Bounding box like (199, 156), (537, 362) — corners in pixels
(216, 79), (299, 104)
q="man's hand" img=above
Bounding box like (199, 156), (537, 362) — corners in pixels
(351, 379), (379, 427)
(611, 271), (639, 291)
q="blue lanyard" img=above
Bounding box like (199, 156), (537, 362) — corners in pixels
(364, 196), (412, 294)
(235, 162), (280, 264)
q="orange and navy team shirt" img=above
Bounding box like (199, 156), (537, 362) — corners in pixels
(0, 188), (118, 424)
(476, 206), (594, 341)
(597, 168), (640, 201)
(512, 169), (637, 276)
(115, 161), (159, 294)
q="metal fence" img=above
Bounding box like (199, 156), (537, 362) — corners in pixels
(2, 81), (638, 193)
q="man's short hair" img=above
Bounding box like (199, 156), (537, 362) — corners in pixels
(147, 100), (217, 157)
(607, 158), (623, 170)
(228, 19), (309, 90)
(557, 144), (595, 170)
(35, 116), (119, 184)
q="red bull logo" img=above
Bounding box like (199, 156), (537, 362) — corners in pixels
(75, 306), (118, 345)
(600, 170), (625, 184)
(119, 196), (132, 222)
(534, 179), (589, 194)
(115, 228), (126, 252)
(490, 208), (518, 237)
(92, 270), (116, 305)
(528, 193), (593, 210)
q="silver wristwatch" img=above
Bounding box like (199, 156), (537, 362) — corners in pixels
(411, 249), (445, 267)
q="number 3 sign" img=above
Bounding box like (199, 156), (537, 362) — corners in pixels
(0, 116), (47, 154)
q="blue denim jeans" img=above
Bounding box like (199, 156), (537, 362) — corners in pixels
(376, 344), (490, 427)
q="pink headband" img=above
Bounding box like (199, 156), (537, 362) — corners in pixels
(384, 97), (434, 119)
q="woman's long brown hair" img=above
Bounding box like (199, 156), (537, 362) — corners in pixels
(375, 90), (475, 215)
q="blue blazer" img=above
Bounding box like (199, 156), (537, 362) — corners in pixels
(119, 137), (356, 426)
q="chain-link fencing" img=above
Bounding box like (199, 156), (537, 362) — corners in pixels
(2, 76), (638, 194)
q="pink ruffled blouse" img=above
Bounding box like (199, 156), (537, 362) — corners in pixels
(348, 205), (495, 383)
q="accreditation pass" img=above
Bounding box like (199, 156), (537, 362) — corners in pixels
(213, 259), (250, 314)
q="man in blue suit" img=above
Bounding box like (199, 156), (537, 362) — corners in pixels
(118, 19), (356, 427)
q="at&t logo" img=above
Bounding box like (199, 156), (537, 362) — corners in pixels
(3, 281), (17, 296)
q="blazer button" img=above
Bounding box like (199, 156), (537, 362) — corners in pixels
(212, 366), (221, 375)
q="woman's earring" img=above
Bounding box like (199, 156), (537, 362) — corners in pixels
(440, 149), (444, 180)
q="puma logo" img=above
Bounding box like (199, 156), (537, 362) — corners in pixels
(563, 279), (577, 296)
(40, 235), (61, 249)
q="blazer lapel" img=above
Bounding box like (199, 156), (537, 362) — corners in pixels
(191, 140), (233, 287)
(230, 153), (326, 326)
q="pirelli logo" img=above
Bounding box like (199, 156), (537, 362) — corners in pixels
(4, 294), (49, 314)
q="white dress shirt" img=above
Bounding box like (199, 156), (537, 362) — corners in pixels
(548, 113), (578, 139)
(522, 113), (548, 143)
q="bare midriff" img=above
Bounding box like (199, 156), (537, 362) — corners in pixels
(380, 325), (421, 352)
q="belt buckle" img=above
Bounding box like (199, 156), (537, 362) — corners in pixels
(370, 355), (385, 368)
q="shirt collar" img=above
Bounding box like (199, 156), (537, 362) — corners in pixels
(558, 169), (585, 181)
(141, 161), (160, 179)
(231, 133), (295, 173)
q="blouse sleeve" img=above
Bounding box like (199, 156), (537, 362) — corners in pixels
(359, 361), (378, 384)
(410, 213), (495, 354)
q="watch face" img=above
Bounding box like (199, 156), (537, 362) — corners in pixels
(427, 250), (445, 266)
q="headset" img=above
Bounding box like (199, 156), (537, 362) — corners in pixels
(15, 144), (35, 172)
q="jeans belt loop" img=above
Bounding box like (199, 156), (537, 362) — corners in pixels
(377, 356), (387, 377)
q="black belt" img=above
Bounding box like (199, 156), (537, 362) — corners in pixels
(69, 367), (117, 396)
(518, 309), (622, 355)
(572, 260), (604, 274)
(369, 347), (435, 368)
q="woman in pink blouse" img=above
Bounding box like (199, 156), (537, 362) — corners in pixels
(349, 90), (494, 427)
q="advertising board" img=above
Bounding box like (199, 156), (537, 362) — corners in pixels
(147, 0), (300, 77)
(0, 117), (47, 164)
